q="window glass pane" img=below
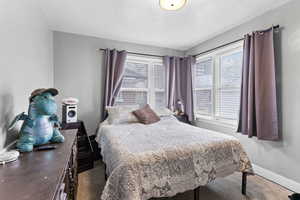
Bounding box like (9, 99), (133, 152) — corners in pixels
(194, 58), (213, 89)
(155, 91), (166, 109)
(115, 57), (167, 108)
(217, 51), (243, 120)
(194, 89), (213, 116)
(122, 62), (148, 88)
(154, 64), (165, 89)
(115, 91), (147, 106)
(193, 58), (213, 117)
(220, 51), (243, 88)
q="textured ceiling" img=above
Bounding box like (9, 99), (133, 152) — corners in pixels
(38, 0), (291, 50)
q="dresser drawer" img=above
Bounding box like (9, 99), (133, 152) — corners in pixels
(55, 133), (78, 200)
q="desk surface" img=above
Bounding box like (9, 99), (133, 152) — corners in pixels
(0, 129), (77, 200)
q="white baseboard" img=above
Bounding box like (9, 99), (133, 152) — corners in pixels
(252, 164), (300, 193)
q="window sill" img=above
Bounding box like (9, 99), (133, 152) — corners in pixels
(194, 117), (237, 132)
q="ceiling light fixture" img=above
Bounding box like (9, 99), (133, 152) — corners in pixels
(160, 0), (187, 11)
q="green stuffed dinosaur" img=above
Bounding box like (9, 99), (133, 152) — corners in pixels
(8, 88), (64, 152)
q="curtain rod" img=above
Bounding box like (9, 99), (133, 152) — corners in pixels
(98, 48), (164, 58)
(192, 24), (280, 57)
(98, 24), (279, 58)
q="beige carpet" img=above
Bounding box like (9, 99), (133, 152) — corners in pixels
(77, 161), (292, 200)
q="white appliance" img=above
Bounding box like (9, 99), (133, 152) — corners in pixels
(62, 98), (79, 123)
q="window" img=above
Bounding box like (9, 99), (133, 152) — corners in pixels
(193, 42), (243, 126)
(115, 55), (166, 109)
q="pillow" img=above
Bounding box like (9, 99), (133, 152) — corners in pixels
(153, 107), (174, 117)
(132, 104), (160, 125)
(106, 105), (139, 124)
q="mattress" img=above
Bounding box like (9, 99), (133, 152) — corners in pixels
(96, 116), (253, 200)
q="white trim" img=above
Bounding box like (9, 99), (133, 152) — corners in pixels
(252, 164), (300, 193)
(127, 54), (163, 64)
(194, 116), (237, 130)
(120, 88), (149, 92)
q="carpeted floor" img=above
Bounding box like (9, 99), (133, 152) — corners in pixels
(77, 161), (293, 200)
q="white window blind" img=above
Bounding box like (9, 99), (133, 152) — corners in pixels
(193, 42), (243, 126)
(122, 62), (148, 88)
(116, 90), (148, 106)
(193, 58), (213, 117)
(216, 51), (243, 121)
(154, 64), (166, 109)
(115, 55), (166, 108)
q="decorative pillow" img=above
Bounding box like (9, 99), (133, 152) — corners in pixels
(106, 105), (139, 124)
(132, 104), (160, 125)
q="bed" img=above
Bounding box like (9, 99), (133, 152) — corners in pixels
(96, 114), (253, 200)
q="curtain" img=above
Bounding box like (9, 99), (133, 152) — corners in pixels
(102, 49), (127, 119)
(237, 27), (279, 140)
(163, 56), (195, 121)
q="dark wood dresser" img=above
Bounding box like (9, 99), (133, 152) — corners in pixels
(0, 129), (78, 200)
(61, 120), (94, 173)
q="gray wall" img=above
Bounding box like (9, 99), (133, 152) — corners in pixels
(0, 0), (53, 151)
(53, 31), (184, 135)
(187, 0), (300, 183)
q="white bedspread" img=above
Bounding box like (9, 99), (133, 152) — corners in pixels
(96, 116), (253, 200)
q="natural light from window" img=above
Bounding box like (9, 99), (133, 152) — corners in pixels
(115, 55), (166, 109)
(192, 42), (243, 127)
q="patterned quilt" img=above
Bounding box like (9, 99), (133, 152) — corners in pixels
(96, 116), (253, 200)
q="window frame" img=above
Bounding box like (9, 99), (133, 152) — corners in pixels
(193, 41), (244, 128)
(117, 55), (165, 108)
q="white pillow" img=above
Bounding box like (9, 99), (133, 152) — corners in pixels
(106, 105), (139, 124)
(153, 107), (174, 117)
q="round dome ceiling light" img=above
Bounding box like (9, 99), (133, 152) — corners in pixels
(160, 0), (187, 11)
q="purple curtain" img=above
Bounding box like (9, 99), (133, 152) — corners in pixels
(103, 49), (127, 118)
(238, 28), (279, 140)
(164, 56), (195, 121)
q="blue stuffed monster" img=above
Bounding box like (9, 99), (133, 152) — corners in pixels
(8, 88), (64, 152)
